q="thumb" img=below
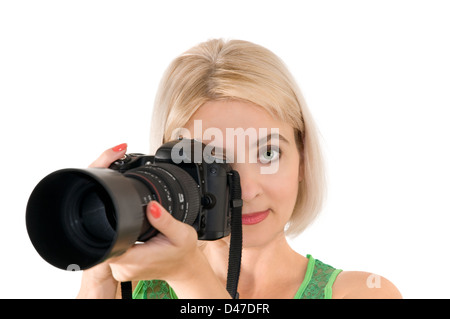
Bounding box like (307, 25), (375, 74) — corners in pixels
(89, 143), (127, 168)
(146, 201), (197, 246)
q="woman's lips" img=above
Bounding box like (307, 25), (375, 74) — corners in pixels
(242, 209), (270, 225)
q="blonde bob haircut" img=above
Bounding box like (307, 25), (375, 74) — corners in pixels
(149, 38), (325, 236)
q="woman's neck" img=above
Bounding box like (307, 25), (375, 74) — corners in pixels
(202, 232), (308, 298)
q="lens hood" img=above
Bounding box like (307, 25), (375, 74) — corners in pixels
(26, 168), (145, 270)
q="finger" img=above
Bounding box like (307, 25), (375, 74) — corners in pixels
(89, 143), (127, 168)
(146, 201), (197, 247)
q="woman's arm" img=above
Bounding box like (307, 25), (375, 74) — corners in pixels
(332, 271), (402, 299)
(166, 246), (230, 299)
(77, 263), (119, 299)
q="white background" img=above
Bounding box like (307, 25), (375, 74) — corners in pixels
(1, 0), (449, 298)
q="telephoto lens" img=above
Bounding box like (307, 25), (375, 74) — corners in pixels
(26, 163), (201, 271)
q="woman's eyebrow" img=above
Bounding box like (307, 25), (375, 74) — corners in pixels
(252, 132), (290, 147)
(201, 132), (289, 153)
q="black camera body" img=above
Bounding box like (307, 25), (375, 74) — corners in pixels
(26, 139), (240, 270)
(109, 138), (233, 241)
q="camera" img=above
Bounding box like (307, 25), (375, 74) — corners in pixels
(26, 138), (241, 271)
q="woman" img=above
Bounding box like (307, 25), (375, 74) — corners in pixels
(77, 39), (401, 299)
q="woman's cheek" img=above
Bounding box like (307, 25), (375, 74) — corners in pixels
(263, 172), (299, 214)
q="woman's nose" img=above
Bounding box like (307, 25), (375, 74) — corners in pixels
(233, 164), (262, 202)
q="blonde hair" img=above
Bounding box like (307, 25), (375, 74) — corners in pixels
(149, 39), (325, 236)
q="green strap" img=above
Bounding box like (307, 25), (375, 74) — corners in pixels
(324, 269), (342, 299)
(132, 280), (144, 299)
(295, 254), (342, 299)
(293, 255), (315, 299)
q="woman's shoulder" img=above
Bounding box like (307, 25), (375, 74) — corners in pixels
(331, 270), (402, 299)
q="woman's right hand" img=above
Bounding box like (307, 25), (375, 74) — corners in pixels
(76, 143), (128, 299)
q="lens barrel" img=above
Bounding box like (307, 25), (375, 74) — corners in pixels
(26, 164), (200, 270)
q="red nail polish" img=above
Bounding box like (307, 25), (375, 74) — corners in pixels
(112, 143), (127, 152)
(149, 202), (161, 219)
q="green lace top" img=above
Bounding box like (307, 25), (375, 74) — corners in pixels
(132, 255), (342, 299)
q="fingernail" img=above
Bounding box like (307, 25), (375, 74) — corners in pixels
(149, 201), (161, 219)
(112, 143), (127, 152)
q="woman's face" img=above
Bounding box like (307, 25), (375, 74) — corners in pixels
(184, 100), (302, 247)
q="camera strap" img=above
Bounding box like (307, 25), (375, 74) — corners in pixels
(121, 170), (243, 299)
(225, 170), (243, 299)
(120, 281), (133, 299)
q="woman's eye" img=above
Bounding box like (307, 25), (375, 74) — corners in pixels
(259, 147), (280, 164)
